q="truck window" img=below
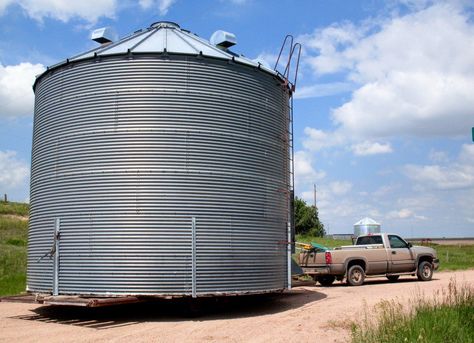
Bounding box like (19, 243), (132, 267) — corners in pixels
(388, 235), (408, 249)
(356, 236), (383, 245)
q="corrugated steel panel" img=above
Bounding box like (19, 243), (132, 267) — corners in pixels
(28, 54), (291, 296)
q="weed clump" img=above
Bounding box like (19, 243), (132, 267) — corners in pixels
(351, 280), (474, 343)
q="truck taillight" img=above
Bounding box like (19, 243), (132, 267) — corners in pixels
(325, 251), (332, 264)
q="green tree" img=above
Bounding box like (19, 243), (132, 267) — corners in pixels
(294, 196), (325, 237)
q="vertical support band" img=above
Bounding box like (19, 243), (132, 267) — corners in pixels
(191, 216), (196, 298)
(53, 218), (60, 296)
(287, 221), (292, 290)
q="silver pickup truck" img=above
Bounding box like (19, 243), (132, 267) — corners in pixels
(298, 233), (439, 286)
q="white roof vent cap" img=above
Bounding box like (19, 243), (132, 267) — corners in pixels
(91, 27), (118, 44)
(210, 30), (236, 49)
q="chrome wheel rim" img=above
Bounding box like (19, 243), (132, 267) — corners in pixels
(422, 265), (431, 278)
(352, 270), (361, 282)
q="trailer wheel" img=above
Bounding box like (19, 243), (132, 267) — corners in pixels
(417, 261), (433, 281)
(347, 265), (365, 286)
(317, 275), (336, 286)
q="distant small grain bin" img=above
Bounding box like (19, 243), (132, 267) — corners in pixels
(353, 217), (381, 237)
(27, 22), (296, 297)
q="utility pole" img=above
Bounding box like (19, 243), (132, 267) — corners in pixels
(313, 184), (317, 210)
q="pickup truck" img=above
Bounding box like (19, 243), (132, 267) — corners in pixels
(298, 233), (439, 286)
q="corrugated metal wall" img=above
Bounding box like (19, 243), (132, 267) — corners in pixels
(28, 55), (290, 296)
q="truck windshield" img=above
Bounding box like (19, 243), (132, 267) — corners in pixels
(356, 236), (383, 245)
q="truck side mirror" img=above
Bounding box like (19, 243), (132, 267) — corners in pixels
(407, 242), (412, 248)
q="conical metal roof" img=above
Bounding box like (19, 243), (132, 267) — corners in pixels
(40, 21), (278, 81)
(354, 217), (381, 226)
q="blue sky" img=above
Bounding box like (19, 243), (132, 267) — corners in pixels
(0, 0), (473, 237)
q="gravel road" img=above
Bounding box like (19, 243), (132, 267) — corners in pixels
(1, 269), (473, 343)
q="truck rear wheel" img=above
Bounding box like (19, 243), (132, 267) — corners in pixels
(417, 261), (433, 281)
(317, 275), (336, 286)
(347, 265), (365, 286)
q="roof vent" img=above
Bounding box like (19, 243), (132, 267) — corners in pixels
(210, 30), (236, 49)
(91, 27), (118, 44)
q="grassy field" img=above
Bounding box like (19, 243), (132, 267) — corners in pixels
(296, 235), (474, 271)
(351, 281), (474, 343)
(0, 201), (29, 216)
(0, 202), (29, 296)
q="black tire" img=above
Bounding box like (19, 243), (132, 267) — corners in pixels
(317, 275), (336, 286)
(387, 275), (400, 282)
(347, 265), (365, 286)
(417, 261), (433, 281)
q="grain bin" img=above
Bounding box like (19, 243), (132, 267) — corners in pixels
(353, 217), (381, 237)
(27, 22), (294, 298)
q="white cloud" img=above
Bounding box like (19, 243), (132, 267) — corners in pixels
(387, 208), (427, 220)
(300, 2), (474, 140)
(351, 141), (393, 156)
(373, 184), (397, 198)
(294, 82), (354, 99)
(404, 144), (474, 190)
(0, 0), (13, 13)
(294, 150), (325, 189)
(0, 150), (29, 188)
(329, 181), (352, 195)
(0, 0), (118, 23)
(387, 208), (413, 219)
(0, 62), (45, 118)
(139, 0), (176, 15)
(253, 52), (277, 69)
(299, 21), (367, 75)
(302, 127), (344, 152)
(429, 149), (449, 163)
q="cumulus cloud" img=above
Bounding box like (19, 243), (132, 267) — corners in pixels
(0, 62), (45, 118)
(138, 0), (176, 15)
(428, 149), (449, 163)
(0, 150), (29, 188)
(294, 82), (354, 99)
(329, 181), (352, 195)
(294, 150), (325, 189)
(404, 144), (474, 190)
(0, 0), (117, 23)
(387, 208), (427, 220)
(299, 2), (474, 145)
(302, 127), (344, 152)
(351, 141), (393, 156)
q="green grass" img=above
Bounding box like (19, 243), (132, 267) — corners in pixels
(297, 235), (474, 272)
(0, 203), (29, 296)
(351, 281), (474, 343)
(419, 243), (474, 271)
(0, 201), (29, 216)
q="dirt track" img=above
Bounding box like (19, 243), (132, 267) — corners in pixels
(1, 270), (473, 343)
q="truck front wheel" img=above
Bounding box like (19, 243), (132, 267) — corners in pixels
(417, 261), (433, 281)
(347, 265), (365, 286)
(317, 275), (336, 286)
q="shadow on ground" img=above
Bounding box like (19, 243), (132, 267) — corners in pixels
(318, 276), (438, 288)
(9, 289), (326, 330)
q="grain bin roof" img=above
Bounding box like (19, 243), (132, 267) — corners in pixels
(354, 217), (380, 226)
(34, 21), (281, 90)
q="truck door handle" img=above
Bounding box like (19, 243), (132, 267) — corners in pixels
(392, 251), (396, 255)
